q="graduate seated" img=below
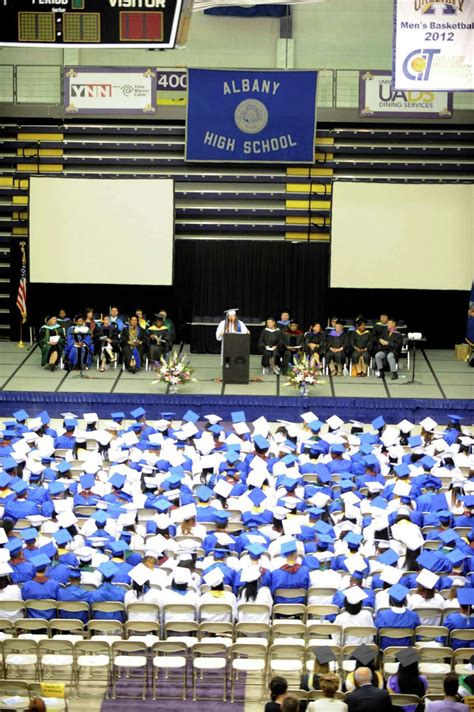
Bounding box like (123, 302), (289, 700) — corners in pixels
(38, 315), (65, 371)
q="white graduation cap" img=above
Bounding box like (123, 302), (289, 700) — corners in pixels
(83, 413), (99, 425)
(301, 411), (318, 424)
(393, 480), (412, 498)
(420, 417), (437, 432)
(392, 521), (425, 551)
(200, 454), (219, 471)
(214, 479), (233, 499)
(129, 563), (151, 586)
(173, 567), (193, 585)
(0, 529), (8, 545)
(121, 431), (139, 448)
(225, 435), (243, 449)
(0, 562), (13, 576)
(240, 566), (261, 584)
(224, 308), (238, 316)
(308, 492), (331, 508)
(215, 532), (234, 547)
(366, 481), (384, 494)
(252, 416), (269, 436)
(272, 461), (288, 478)
(0, 549), (11, 563)
(344, 586), (367, 605)
(416, 568), (440, 590)
(204, 414), (223, 425)
(398, 419), (414, 434)
(233, 421), (250, 435)
(248, 455), (269, 473)
(204, 567), (224, 587)
(380, 565), (402, 585)
(96, 430), (113, 447)
(326, 415), (344, 430)
(381, 428), (400, 448)
(56, 510), (78, 529)
(345, 554), (367, 576)
(282, 517), (303, 537)
(176, 503), (197, 522)
(273, 506), (287, 521)
(195, 435), (216, 456)
(28, 418), (43, 432)
(181, 422), (200, 439)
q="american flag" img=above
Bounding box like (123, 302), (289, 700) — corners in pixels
(16, 242), (27, 324)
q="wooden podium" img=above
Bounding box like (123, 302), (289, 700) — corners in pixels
(222, 333), (250, 384)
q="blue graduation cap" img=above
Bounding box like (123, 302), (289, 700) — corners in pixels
(130, 423), (143, 432)
(53, 529), (73, 546)
(231, 411), (246, 424)
(314, 520), (332, 535)
(308, 507), (325, 519)
(246, 543), (266, 559)
(196, 485), (213, 502)
(241, 512), (260, 528)
(98, 561), (119, 578)
(340, 480), (355, 493)
(438, 510), (453, 521)
(388, 583), (409, 604)
(31, 553), (51, 569)
(109, 473), (125, 489)
(2, 431), (16, 440)
(408, 435), (422, 448)
(0, 472), (12, 488)
(463, 496), (474, 509)
(80, 473), (95, 490)
(68, 569), (81, 579)
(182, 409), (199, 423)
(254, 435), (269, 450)
(130, 407), (146, 420)
(330, 444), (345, 455)
(12, 409), (29, 422)
(344, 532), (363, 548)
(214, 510), (229, 524)
(416, 549), (439, 572)
(359, 443), (374, 456)
(225, 450), (240, 465)
(56, 461), (70, 474)
(372, 416), (385, 430)
(109, 540), (127, 556)
(372, 496), (388, 510)
(111, 412), (126, 421)
(423, 476), (441, 490)
(209, 424), (222, 436)
(395, 463), (410, 478)
(282, 454), (298, 467)
(446, 548), (465, 567)
(39, 542), (57, 559)
(421, 455), (436, 470)
(430, 493), (448, 512)
(314, 463), (331, 484)
(316, 533), (333, 546)
(11, 480), (28, 495)
(447, 413), (463, 424)
(457, 588), (474, 607)
(298, 526), (316, 541)
(48, 481), (66, 496)
(5, 538), (22, 554)
(21, 528), (38, 541)
(90, 510), (107, 527)
(308, 419), (324, 433)
(151, 497), (172, 513)
(38, 410), (50, 425)
(281, 540), (297, 556)
(2, 457), (18, 472)
(247, 488), (266, 507)
(64, 419), (78, 429)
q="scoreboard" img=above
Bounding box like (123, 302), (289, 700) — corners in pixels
(0, 0), (184, 49)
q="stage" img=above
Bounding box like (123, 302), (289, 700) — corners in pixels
(0, 341), (472, 424)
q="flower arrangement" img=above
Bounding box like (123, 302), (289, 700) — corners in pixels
(284, 353), (324, 396)
(152, 351), (196, 393)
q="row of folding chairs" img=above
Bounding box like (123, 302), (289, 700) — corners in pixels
(0, 680), (69, 712)
(286, 687), (465, 709)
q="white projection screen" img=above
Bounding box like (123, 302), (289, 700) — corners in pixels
(330, 182), (473, 290)
(29, 177), (174, 285)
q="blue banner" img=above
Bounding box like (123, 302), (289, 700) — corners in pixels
(185, 68), (318, 163)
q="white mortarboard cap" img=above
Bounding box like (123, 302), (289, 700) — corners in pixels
(56, 511), (78, 529)
(344, 586), (367, 605)
(214, 479), (233, 499)
(29, 418), (43, 431)
(326, 415), (344, 430)
(204, 567), (224, 587)
(0, 549), (11, 563)
(391, 521), (425, 551)
(156, 514), (171, 530)
(393, 480), (412, 498)
(416, 568), (439, 590)
(83, 413), (99, 424)
(301, 411), (318, 423)
(273, 507), (287, 521)
(0, 562), (13, 575)
(181, 422), (199, 439)
(381, 428), (400, 448)
(121, 431), (139, 447)
(96, 430), (113, 447)
(204, 414), (223, 425)
(177, 503), (197, 522)
(240, 567), (261, 584)
(398, 419), (414, 434)
(252, 416), (269, 436)
(420, 417), (437, 432)
(129, 563), (151, 586)
(233, 421), (250, 435)
(173, 567), (192, 585)
(380, 566), (402, 585)
(155, 420), (170, 432)
(75, 546), (95, 562)
(224, 308), (238, 315)
(0, 529), (8, 545)
(366, 481), (384, 494)
(309, 492), (331, 508)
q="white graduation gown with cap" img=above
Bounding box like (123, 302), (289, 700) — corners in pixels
(215, 318), (249, 364)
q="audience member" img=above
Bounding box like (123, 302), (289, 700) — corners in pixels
(425, 673), (468, 711)
(307, 674), (347, 712)
(265, 677), (289, 712)
(346, 667), (393, 711)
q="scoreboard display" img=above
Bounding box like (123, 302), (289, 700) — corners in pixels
(0, 0), (183, 49)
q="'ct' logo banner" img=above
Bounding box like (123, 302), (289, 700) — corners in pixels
(185, 68), (318, 163)
(393, 0), (474, 91)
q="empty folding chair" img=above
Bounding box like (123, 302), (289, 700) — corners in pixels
(268, 643), (305, 685)
(307, 623), (342, 648)
(24, 599), (57, 621)
(192, 642), (228, 701)
(0, 680), (30, 708)
(38, 639), (75, 686)
(91, 601), (125, 623)
(111, 640), (148, 700)
(49, 618), (85, 643)
(75, 639), (111, 695)
(229, 641), (267, 703)
(151, 641), (188, 701)
(271, 621), (306, 645)
(164, 620), (199, 649)
(14, 618), (49, 641)
(198, 621), (234, 646)
(3, 638), (38, 680)
(235, 621), (270, 644)
(454, 648), (474, 675)
(125, 620), (161, 647)
(88, 619), (124, 645)
(0, 620), (13, 642)
(419, 646), (453, 694)
(415, 625), (448, 647)
(272, 603), (306, 621)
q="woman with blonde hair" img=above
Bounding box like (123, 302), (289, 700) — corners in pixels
(307, 674), (347, 712)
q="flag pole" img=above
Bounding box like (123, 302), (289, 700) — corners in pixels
(17, 240), (26, 348)
(17, 316), (25, 349)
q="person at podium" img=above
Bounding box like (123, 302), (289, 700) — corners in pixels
(215, 308), (249, 357)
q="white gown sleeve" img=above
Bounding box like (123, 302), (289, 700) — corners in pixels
(216, 320), (225, 342)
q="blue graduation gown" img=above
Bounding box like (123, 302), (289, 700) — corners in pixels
(443, 612), (474, 649)
(375, 608), (420, 649)
(10, 560), (35, 584)
(89, 583), (125, 622)
(270, 565), (310, 603)
(22, 578), (60, 619)
(57, 585), (91, 623)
